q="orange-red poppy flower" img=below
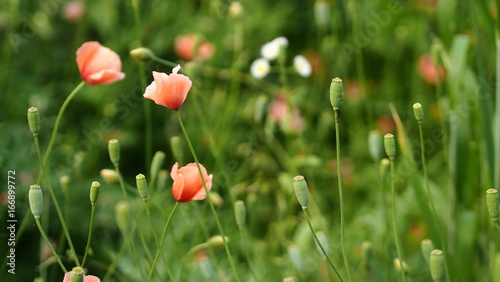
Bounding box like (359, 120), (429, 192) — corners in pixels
(143, 65), (192, 110)
(417, 54), (445, 85)
(76, 41), (125, 85)
(63, 272), (100, 282)
(170, 162), (213, 202)
(174, 34), (215, 61)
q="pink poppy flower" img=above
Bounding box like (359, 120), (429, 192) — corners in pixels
(143, 65), (192, 110)
(76, 41), (125, 85)
(63, 272), (100, 282)
(170, 162), (213, 202)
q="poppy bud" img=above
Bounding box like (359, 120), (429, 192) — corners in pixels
(486, 189), (499, 222)
(234, 200), (246, 229)
(136, 174), (148, 201)
(430, 249), (445, 282)
(90, 181), (100, 205)
(413, 103), (424, 123)
(130, 47), (154, 62)
(27, 107), (40, 136)
(108, 139), (120, 166)
(150, 151), (165, 184)
(421, 239), (434, 264)
(293, 175), (309, 209)
(29, 184), (43, 218)
(329, 77), (344, 110)
(384, 133), (396, 160)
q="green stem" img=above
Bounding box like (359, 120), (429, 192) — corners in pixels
(34, 135), (80, 266)
(114, 165), (129, 202)
(176, 110), (241, 282)
(151, 56), (178, 68)
(389, 159), (406, 282)
(144, 201), (175, 281)
(35, 218), (67, 273)
(418, 122), (451, 281)
(37, 81), (85, 184)
(148, 201), (179, 282)
(334, 110), (351, 281)
(303, 208), (344, 281)
(82, 204), (96, 267)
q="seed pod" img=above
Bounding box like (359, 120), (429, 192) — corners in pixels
(314, 231), (329, 260)
(380, 158), (390, 178)
(136, 174), (148, 201)
(130, 47), (154, 62)
(368, 130), (383, 161)
(29, 184), (43, 218)
(413, 103), (424, 123)
(115, 201), (130, 236)
(329, 77), (344, 110)
(486, 189), (499, 222)
(421, 239), (435, 264)
(170, 136), (183, 164)
(234, 200), (246, 229)
(293, 175), (309, 209)
(108, 139), (120, 166)
(70, 266), (85, 282)
(206, 235), (228, 248)
(150, 151), (165, 184)
(27, 107), (40, 136)
(287, 245), (303, 270)
(90, 181), (100, 205)
(384, 133), (396, 160)
(430, 249), (445, 282)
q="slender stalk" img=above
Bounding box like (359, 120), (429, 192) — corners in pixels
(35, 218), (67, 273)
(151, 56), (177, 68)
(389, 159), (406, 282)
(418, 122), (451, 281)
(114, 165), (129, 202)
(176, 110), (241, 282)
(144, 201), (175, 281)
(148, 201), (179, 282)
(82, 205), (96, 267)
(37, 81), (85, 183)
(334, 109), (352, 281)
(34, 135), (80, 266)
(303, 208), (344, 281)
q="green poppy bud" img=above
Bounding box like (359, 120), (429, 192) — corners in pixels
(430, 249), (445, 282)
(136, 174), (148, 201)
(384, 133), (396, 160)
(108, 139), (120, 166)
(130, 47), (155, 62)
(234, 200), (246, 229)
(29, 184), (43, 218)
(27, 107), (40, 136)
(486, 189), (499, 222)
(421, 239), (434, 265)
(90, 181), (100, 205)
(329, 77), (344, 110)
(413, 103), (424, 123)
(293, 175), (309, 209)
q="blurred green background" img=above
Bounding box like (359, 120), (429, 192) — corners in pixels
(1, 0), (499, 281)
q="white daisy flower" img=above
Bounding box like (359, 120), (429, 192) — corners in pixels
(250, 58), (270, 79)
(293, 55), (312, 77)
(260, 37), (288, 60)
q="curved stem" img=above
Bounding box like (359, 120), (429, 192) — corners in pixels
(390, 159), (406, 282)
(82, 204), (96, 267)
(148, 201), (179, 281)
(176, 110), (241, 282)
(34, 135), (80, 266)
(144, 201), (175, 281)
(152, 56), (178, 68)
(303, 208), (344, 281)
(37, 81), (85, 184)
(334, 109), (351, 281)
(418, 122), (450, 281)
(35, 218), (67, 273)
